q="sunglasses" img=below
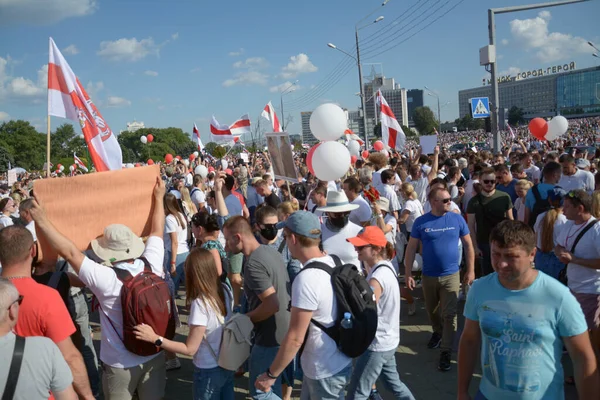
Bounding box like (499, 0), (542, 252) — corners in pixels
(8, 295), (23, 310)
(482, 180), (496, 185)
(436, 198), (451, 203)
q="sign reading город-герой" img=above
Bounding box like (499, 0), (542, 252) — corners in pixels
(483, 62), (577, 85)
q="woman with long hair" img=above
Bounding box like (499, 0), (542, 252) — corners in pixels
(134, 248), (234, 400)
(190, 211), (226, 279)
(346, 226), (416, 400)
(180, 187), (198, 219)
(398, 182), (424, 238)
(0, 197), (16, 229)
(534, 188), (568, 279)
(164, 193), (190, 294)
(591, 190), (600, 218)
(277, 201), (299, 222)
(514, 179), (533, 222)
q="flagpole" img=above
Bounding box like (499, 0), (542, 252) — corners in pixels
(46, 115), (51, 177)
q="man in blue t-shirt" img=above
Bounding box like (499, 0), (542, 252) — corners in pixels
(458, 220), (598, 400)
(494, 164), (518, 204)
(405, 187), (475, 372)
(523, 161), (561, 226)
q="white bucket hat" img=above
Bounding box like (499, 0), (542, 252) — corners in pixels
(317, 191), (360, 213)
(90, 224), (145, 263)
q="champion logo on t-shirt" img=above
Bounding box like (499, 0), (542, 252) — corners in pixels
(424, 227), (456, 233)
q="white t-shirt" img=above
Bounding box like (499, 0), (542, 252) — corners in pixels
(525, 165), (541, 183)
(370, 214), (397, 245)
(410, 177), (429, 205)
(401, 199), (424, 232)
(79, 236), (165, 368)
(164, 213), (190, 255)
(534, 211), (567, 250)
(380, 184), (401, 213)
(349, 196), (372, 226)
(321, 221), (362, 269)
(556, 217), (600, 294)
(188, 284), (233, 369)
(0, 215), (13, 229)
(185, 173), (193, 187)
(25, 220), (37, 242)
(368, 261), (400, 352)
(190, 187), (206, 209)
(514, 197), (526, 222)
(558, 169), (595, 193)
(292, 255), (352, 379)
(225, 194), (243, 216)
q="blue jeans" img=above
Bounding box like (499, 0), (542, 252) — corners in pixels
(300, 364), (352, 400)
(165, 251), (188, 295)
(193, 366), (234, 400)
(474, 390), (488, 400)
(249, 344), (282, 399)
(479, 243), (493, 276)
(347, 349), (415, 400)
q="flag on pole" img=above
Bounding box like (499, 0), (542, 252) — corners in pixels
(507, 124), (516, 140)
(377, 90), (405, 151)
(193, 123), (204, 151)
(210, 114), (251, 143)
(261, 102), (282, 132)
(73, 153), (88, 172)
(48, 38), (122, 171)
(344, 129), (364, 146)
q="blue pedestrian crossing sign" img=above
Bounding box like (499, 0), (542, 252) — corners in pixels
(470, 97), (490, 119)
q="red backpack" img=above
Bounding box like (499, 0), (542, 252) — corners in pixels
(109, 257), (176, 356)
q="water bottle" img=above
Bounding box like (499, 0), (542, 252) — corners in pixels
(340, 312), (353, 329)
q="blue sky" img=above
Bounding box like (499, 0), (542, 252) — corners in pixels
(0, 0), (598, 143)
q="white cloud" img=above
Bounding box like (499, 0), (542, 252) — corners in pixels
(0, 111), (9, 121)
(499, 66), (521, 77)
(63, 44), (80, 55)
(229, 48), (245, 56)
(279, 53), (317, 79)
(269, 81), (301, 93)
(509, 11), (589, 63)
(107, 96), (131, 107)
(85, 81), (104, 98)
(97, 37), (159, 62)
(171, 32), (179, 40)
(233, 57), (269, 69)
(0, 0), (96, 25)
(223, 71), (269, 87)
(190, 67), (201, 73)
(501, 39), (509, 46)
(0, 57), (47, 103)
(144, 70), (159, 77)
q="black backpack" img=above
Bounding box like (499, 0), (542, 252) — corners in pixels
(528, 185), (551, 228)
(300, 255), (378, 358)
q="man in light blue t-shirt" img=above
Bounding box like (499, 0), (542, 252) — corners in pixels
(405, 187), (475, 372)
(458, 220), (598, 400)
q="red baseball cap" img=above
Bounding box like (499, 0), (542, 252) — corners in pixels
(347, 226), (387, 248)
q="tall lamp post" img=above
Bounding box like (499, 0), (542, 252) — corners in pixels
(328, 0), (389, 147)
(425, 87), (441, 133)
(280, 80), (298, 132)
(485, 0), (589, 154)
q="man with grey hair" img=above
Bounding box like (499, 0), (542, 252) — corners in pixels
(0, 278), (77, 400)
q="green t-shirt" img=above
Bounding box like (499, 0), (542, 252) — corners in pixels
(467, 190), (513, 244)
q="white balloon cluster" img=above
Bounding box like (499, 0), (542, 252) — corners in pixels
(309, 103), (351, 181)
(545, 116), (569, 141)
(140, 136), (147, 144)
(195, 165), (208, 178)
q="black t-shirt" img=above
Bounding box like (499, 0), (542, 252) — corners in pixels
(33, 271), (76, 320)
(265, 192), (281, 208)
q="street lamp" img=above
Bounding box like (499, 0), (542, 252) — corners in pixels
(280, 80), (298, 132)
(485, 0), (589, 154)
(425, 87), (442, 133)
(328, 1), (389, 146)
(589, 41), (599, 52)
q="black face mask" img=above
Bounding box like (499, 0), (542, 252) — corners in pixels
(328, 214), (349, 229)
(260, 224), (279, 241)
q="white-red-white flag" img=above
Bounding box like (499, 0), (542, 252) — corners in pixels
(193, 123), (204, 151)
(344, 129), (364, 146)
(507, 124), (516, 140)
(210, 114), (251, 143)
(377, 90), (405, 151)
(229, 114), (251, 136)
(48, 38), (122, 171)
(261, 102), (282, 132)
(73, 153), (88, 172)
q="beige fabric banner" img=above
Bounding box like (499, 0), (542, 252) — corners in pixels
(34, 165), (160, 263)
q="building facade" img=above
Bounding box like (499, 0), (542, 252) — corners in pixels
(458, 65), (600, 119)
(300, 111), (317, 145)
(364, 76), (409, 128)
(407, 89), (424, 127)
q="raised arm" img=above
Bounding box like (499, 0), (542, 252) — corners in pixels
(148, 177), (166, 238)
(426, 146), (440, 183)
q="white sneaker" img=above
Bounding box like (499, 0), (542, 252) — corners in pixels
(408, 302), (416, 316)
(166, 357), (181, 371)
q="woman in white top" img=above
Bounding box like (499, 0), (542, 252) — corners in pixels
(533, 188), (568, 280)
(0, 197), (16, 229)
(180, 187), (198, 219)
(164, 193), (191, 294)
(134, 248), (234, 400)
(346, 227), (416, 400)
(398, 183), (424, 238)
(514, 179), (533, 222)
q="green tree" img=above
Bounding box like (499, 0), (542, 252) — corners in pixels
(51, 123), (78, 161)
(118, 127), (197, 163)
(412, 106), (438, 135)
(507, 106), (525, 126)
(401, 125), (417, 138)
(0, 120), (46, 170)
(0, 144), (15, 173)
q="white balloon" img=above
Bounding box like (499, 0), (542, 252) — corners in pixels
(309, 103), (348, 142)
(545, 124), (561, 141)
(221, 159), (228, 170)
(183, 159), (190, 167)
(547, 116), (568, 140)
(347, 140), (361, 157)
(140, 136), (148, 144)
(193, 151), (199, 157)
(312, 141), (351, 181)
(69, 165), (75, 172)
(126, 163), (134, 169)
(195, 165), (208, 178)
(59, 165), (65, 172)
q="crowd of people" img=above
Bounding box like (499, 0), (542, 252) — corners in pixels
(1, 118), (600, 400)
